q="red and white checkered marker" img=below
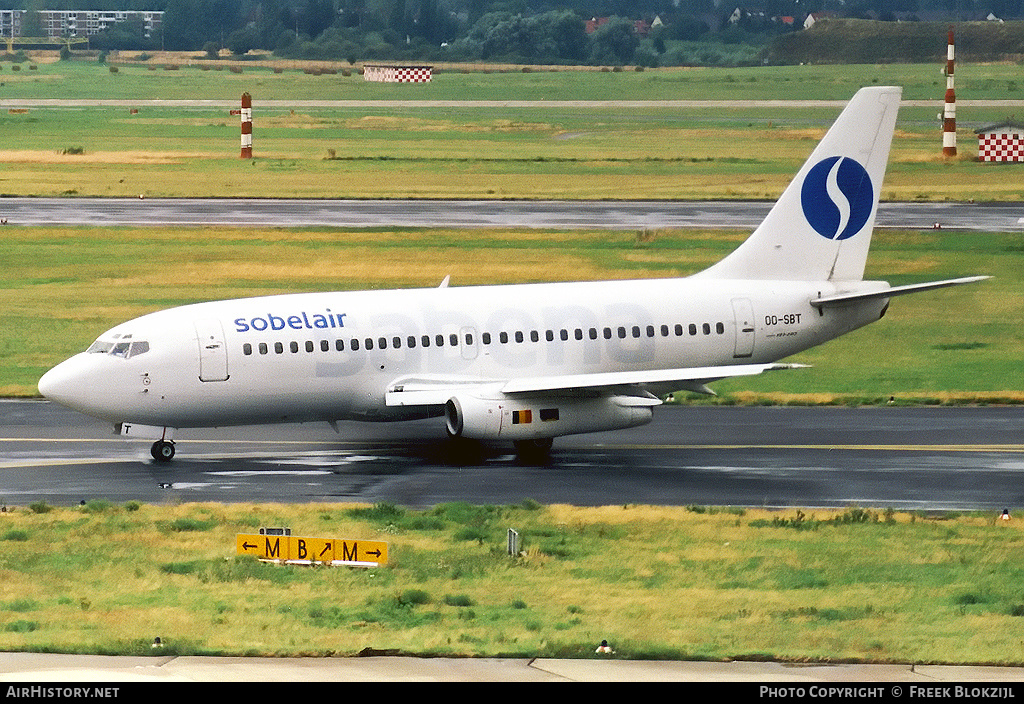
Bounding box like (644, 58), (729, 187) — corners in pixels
(978, 131), (1024, 162)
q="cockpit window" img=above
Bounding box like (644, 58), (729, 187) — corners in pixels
(86, 336), (150, 359)
(87, 341), (114, 354)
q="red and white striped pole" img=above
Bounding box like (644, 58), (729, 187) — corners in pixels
(240, 92), (252, 159)
(943, 27), (957, 157)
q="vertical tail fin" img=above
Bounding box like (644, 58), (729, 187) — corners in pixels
(695, 86), (902, 282)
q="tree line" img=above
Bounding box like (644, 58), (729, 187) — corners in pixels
(4, 0), (1021, 65)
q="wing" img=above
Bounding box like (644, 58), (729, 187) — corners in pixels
(384, 363), (807, 407)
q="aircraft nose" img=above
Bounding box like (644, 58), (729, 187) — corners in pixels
(38, 357), (94, 413)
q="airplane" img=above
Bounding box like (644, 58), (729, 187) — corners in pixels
(38, 86), (987, 462)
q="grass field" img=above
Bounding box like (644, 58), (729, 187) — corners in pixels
(3, 225), (1020, 400)
(2, 500), (1024, 662)
(2, 60), (1024, 200)
(4, 57), (1024, 102)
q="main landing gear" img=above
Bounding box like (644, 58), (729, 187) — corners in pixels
(513, 437), (553, 461)
(151, 440), (175, 462)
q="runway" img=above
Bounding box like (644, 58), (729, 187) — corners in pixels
(1, 198), (1023, 231)
(3, 401), (1022, 510)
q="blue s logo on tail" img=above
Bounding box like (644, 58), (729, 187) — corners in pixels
(801, 156), (874, 241)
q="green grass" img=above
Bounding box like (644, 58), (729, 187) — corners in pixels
(2, 60), (1024, 200)
(2, 501), (1024, 662)
(3, 225), (1020, 399)
(4, 59), (1024, 102)
(3, 102), (1024, 201)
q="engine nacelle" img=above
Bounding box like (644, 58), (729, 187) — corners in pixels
(445, 394), (655, 442)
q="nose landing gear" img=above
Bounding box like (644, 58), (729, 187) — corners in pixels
(151, 440), (175, 462)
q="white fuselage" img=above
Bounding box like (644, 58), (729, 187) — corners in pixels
(39, 275), (885, 430)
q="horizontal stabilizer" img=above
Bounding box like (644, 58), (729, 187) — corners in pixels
(811, 276), (990, 307)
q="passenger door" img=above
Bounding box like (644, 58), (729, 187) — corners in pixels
(195, 319), (229, 382)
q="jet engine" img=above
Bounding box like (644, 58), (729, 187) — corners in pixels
(444, 394), (655, 442)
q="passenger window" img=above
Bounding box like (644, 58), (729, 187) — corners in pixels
(688, 324), (697, 336)
(259, 343), (268, 355)
(436, 335), (444, 347)
(500, 332), (509, 344)
(351, 339), (360, 351)
(617, 327), (626, 339)
(306, 341), (315, 353)
(465, 333), (473, 346)
(482, 332), (491, 345)
(408, 336), (417, 348)
(336, 339), (345, 351)
(393, 337), (402, 349)
(661, 325), (669, 337)
(545, 330), (553, 342)
(421, 336), (430, 347)
(632, 326), (640, 338)
(365, 338), (374, 350)
(243, 343), (253, 356)
(560, 329), (568, 341)
(275, 342), (284, 354)
(603, 328), (612, 340)
(575, 329), (583, 340)
(450, 334), (458, 347)
(515, 331), (524, 343)
(290, 341), (299, 353)
(531, 330), (539, 342)
(716, 322), (725, 334)
(378, 337), (387, 349)
(320, 340), (329, 352)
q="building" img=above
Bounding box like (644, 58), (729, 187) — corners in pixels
(0, 9), (23, 37)
(0, 10), (162, 39)
(976, 122), (1024, 162)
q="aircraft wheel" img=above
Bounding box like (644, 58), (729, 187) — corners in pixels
(151, 440), (175, 462)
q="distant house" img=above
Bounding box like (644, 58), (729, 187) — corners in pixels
(976, 122), (1024, 162)
(803, 12), (829, 29)
(587, 15), (655, 36)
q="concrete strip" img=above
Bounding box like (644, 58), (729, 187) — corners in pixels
(4, 654), (1024, 682)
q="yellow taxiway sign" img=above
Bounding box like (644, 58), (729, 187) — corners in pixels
(236, 534), (387, 566)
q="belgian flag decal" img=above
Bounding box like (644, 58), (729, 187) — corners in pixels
(512, 410), (533, 424)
